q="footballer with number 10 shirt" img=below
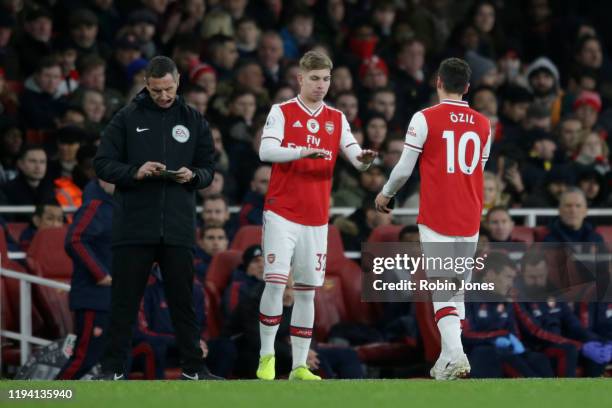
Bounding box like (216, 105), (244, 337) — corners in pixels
(256, 51), (377, 381)
(375, 58), (492, 380)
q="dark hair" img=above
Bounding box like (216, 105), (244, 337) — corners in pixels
(469, 85), (496, 104)
(18, 144), (46, 160)
(485, 251), (515, 274)
(145, 56), (178, 79)
(520, 249), (547, 271)
(438, 58), (471, 94)
(485, 205), (510, 222)
(36, 56), (61, 74)
(229, 88), (255, 103)
(203, 193), (229, 207)
(34, 199), (61, 217)
(76, 144), (97, 164)
(77, 54), (106, 73)
(369, 87), (395, 101)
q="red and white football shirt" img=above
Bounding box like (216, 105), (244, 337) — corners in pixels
(261, 96), (358, 226)
(406, 99), (491, 236)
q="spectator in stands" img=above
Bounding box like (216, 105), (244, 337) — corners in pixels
(381, 137), (404, 175)
(47, 126), (85, 181)
(189, 62), (217, 98)
(334, 163), (387, 208)
(79, 89), (108, 134)
(19, 57), (68, 131)
(0, 121), (23, 183)
(71, 144), (98, 190)
(18, 199), (63, 251)
(543, 188), (604, 244)
(335, 91), (360, 129)
(0, 145), (54, 215)
(207, 35), (239, 82)
(127, 9), (159, 59)
(105, 34), (143, 94)
(360, 56), (390, 93)
(0, 65), (18, 117)
(523, 166), (573, 208)
(222, 244), (264, 316)
(200, 193), (237, 242)
(238, 165), (270, 227)
(573, 90), (602, 132)
(67, 8), (109, 60)
(470, 85), (497, 117)
(335, 195), (392, 252)
(525, 57), (563, 127)
(16, 7), (54, 78)
(329, 67), (353, 100)
(235, 17), (260, 59)
(577, 169), (608, 208)
(393, 38), (431, 117)
(483, 171), (506, 210)
(367, 88), (400, 132)
(257, 31), (285, 91)
(484, 206), (527, 249)
(464, 252), (553, 378)
(520, 129), (559, 193)
(0, 14), (19, 81)
(514, 250), (609, 377)
(234, 60), (269, 109)
(76, 55), (123, 117)
(133, 265), (236, 379)
(362, 114), (388, 152)
(280, 11), (315, 60)
(574, 130), (610, 175)
(56, 178), (115, 379)
(194, 224), (229, 281)
(556, 115), (583, 160)
(183, 84), (209, 116)
(498, 85), (533, 144)
(221, 89), (257, 147)
(160, 0), (205, 45)
(197, 170), (226, 204)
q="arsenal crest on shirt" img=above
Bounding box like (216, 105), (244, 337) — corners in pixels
(267, 254), (276, 264)
(325, 121), (334, 134)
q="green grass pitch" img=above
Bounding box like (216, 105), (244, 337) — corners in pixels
(0, 379), (609, 408)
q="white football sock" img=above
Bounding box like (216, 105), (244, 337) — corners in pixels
(434, 302), (463, 360)
(259, 282), (285, 357)
(290, 288), (315, 369)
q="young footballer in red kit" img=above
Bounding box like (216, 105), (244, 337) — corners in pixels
(257, 50), (377, 380)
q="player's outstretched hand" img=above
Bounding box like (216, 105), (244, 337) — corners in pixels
(300, 148), (327, 159)
(375, 192), (392, 213)
(357, 149), (378, 164)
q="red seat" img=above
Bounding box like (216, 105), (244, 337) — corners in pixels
(314, 275), (347, 341)
(26, 227), (73, 338)
(368, 225), (404, 242)
(7, 222), (28, 243)
(0, 226), (45, 337)
(511, 226), (534, 244)
(533, 226), (550, 242)
(326, 225), (346, 275)
(595, 226), (612, 243)
(205, 250), (243, 295)
(230, 225), (262, 251)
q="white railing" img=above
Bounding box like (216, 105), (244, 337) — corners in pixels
(0, 267), (70, 370)
(1, 205), (611, 228)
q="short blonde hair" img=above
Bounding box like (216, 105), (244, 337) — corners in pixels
(299, 50), (333, 72)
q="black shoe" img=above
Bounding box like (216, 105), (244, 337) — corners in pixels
(92, 372), (125, 381)
(181, 366), (223, 380)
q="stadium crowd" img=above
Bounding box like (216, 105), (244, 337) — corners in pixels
(1, 0), (612, 379)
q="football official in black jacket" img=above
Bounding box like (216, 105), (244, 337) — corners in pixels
(93, 56), (218, 380)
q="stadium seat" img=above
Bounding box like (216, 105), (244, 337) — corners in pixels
(326, 225), (346, 275)
(595, 226), (612, 242)
(26, 226), (74, 338)
(0, 226), (45, 337)
(1, 276), (20, 366)
(205, 250), (243, 295)
(533, 226), (550, 242)
(511, 226), (535, 244)
(230, 225), (262, 251)
(314, 275), (347, 341)
(368, 225), (404, 243)
(204, 282), (222, 338)
(6, 222), (28, 243)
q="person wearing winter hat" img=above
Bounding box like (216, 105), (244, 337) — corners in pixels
(526, 57), (564, 127)
(464, 50), (499, 88)
(573, 90), (602, 131)
(189, 62), (217, 97)
(359, 55), (389, 90)
(221, 245), (264, 316)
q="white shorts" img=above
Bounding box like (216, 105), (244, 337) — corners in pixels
(262, 210), (328, 287)
(417, 224), (479, 243)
